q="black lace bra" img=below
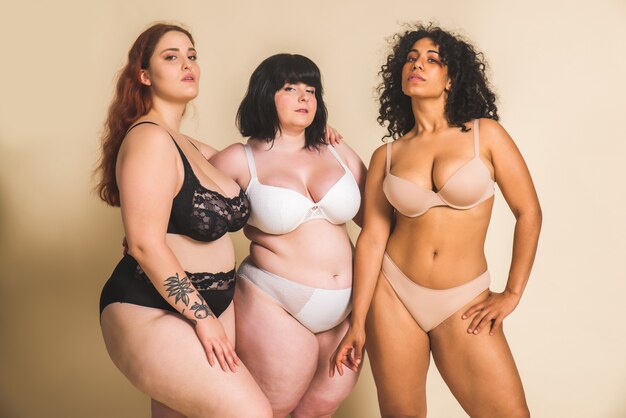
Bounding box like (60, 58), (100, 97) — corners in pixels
(128, 122), (250, 242)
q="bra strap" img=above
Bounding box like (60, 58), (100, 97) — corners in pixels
(127, 121), (183, 155)
(127, 120), (159, 134)
(126, 120), (194, 183)
(385, 142), (392, 174)
(243, 144), (258, 179)
(327, 145), (349, 170)
(473, 119), (480, 158)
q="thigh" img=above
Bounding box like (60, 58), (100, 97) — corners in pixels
(234, 277), (319, 416)
(219, 300), (237, 346)
(429, 290), (529, 418)
(366, 272), (431, 418)
(292, 318), (360, 417)
(100, 303), (271, 418)
(149, 303), (238, 418)
(152, 399), (186, 418)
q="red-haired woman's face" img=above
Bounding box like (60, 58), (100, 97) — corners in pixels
(140, 31), (200, 103)
(401, 37), (451, 100)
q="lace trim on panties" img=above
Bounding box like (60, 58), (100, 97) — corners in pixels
(133, 265), (235, 291)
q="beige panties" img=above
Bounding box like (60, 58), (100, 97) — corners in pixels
(382, 253), (490, 332)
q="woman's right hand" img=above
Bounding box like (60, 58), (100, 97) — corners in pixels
(194, 317), (239, 373)
(329, 325), (365, 377)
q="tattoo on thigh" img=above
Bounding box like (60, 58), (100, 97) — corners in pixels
(164, 273), (194, 306)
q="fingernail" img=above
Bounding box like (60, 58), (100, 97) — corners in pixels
(462, 315), (466, 319)
(467, 329), (472, 333)
(473, 330), (479, 334)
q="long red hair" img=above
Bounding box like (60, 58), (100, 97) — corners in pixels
(95, 23), (194, 207)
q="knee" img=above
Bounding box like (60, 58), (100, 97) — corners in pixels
(236, 391), (273, 418)
(194, 396), (273, 418)
(291, 391), (346, 418)
(507, 404), (530, 418)
(269, 396), (301, 418)
(485, 402), (529, 418)
(183, 382), (273, 418)
(379, 405), (427, 418)
(245, 400), (273, 418)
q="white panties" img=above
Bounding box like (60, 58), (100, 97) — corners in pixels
(237, 259), (352, 333)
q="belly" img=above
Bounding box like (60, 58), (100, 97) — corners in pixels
(386, 203), (492, 288)
(245, 220), (354, 289)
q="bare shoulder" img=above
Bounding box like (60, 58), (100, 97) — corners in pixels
(331, 140), (363, 164)
(210, 142), (246, 166)
(121, 123), (177, 156)
(209, 142), (249, 184)
(371, 141), (390, 165)
(476, 118), (514, 146)
(116, 123), (179, 192)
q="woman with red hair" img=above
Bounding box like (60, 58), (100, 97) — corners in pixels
(97, 23), (271, 417)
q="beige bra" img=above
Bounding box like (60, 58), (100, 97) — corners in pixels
(383, 119), (495, 218)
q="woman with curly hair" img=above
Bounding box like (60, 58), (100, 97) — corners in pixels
(331, 24), (541, 417)
(97, 23), (272, 417)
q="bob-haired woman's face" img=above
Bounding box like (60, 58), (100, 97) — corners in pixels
(401, 37), (451, 100)
(274, 82), (317, 133)
(140, 30), (200, 103)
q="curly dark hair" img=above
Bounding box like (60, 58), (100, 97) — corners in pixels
(377, 23), (498, 140)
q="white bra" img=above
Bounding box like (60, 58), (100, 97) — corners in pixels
(243, 144), (361, 235)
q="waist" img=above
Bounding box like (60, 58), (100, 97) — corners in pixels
(117, 253), (236, 291)
(386, 233), (488, 289)
(165, 233), (236, 273)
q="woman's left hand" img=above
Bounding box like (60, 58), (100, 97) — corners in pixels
(462, 290), (521, 336)
(325, 124), (343, 146)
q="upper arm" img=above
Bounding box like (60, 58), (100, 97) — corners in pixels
(360, 144), (394, 240)
(209, 142), (251, 189)
(116, 125), (180, 247)
(482, 119), (541, 218)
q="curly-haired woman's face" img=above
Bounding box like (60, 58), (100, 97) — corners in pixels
(140, 31), (200, 103)
(401, 37), (451, 100)
(274, 82), (317, 134)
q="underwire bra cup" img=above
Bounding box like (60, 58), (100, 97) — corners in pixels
(437, 158), (494, 208)
(383, 176), (440, 217)
(382, 119), (495, 217)
(246, 179), (313, 234)
(243, 144), (361, 235)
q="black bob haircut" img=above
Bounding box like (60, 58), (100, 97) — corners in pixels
(378, 23), (499, 140)
(236, 53), (328, 149)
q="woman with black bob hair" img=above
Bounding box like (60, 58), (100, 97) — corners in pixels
(331, 23), (541, 417)
(236, 54), (328, 149)
(212, 53), (366, 417)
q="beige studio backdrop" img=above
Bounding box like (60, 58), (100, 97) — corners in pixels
(1, 0), (625, 417)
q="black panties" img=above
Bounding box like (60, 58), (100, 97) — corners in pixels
(99, 254), (235, 317)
